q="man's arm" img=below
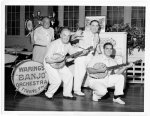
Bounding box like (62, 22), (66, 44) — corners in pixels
(115, 63), (133, 74)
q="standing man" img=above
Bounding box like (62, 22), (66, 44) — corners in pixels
(73, 20), (102, 96)
(43, 28), (87, 100)
(31, 17), (54, 63)
(86, 42), (133, 104)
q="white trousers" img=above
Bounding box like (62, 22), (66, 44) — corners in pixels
(88, 74), (125, 97)
(74, 54), (93, 92)
(44, 62), (74, 97)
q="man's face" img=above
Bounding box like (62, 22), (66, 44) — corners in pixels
(60, 29), (71, 44)
(104, 44), (113, 57)
(42, 18), (50, 29)
(90, 21), (99, 34)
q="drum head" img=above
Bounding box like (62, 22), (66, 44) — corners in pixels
(11, 60), (48, 96)
(25, 19), (33, 31)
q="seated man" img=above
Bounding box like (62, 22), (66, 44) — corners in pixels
(86, 42), (133, 104)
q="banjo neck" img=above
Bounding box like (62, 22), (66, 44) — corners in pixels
(107, 59), (142, 71)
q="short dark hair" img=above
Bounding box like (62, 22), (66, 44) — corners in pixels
(103, 42), (113, 49)
(90, 20), (99, 25)
(89, 20), (101, 31)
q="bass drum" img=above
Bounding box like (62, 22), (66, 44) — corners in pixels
(11, 60), (48, 96)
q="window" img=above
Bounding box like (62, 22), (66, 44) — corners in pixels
(131, 7), (145, 33)
(85, 6), (101, 16)
(7, 6), (20, 35)
(107, 6), (124, 26)
(25, 6), (34, 35)
(64, 6), (79, 31)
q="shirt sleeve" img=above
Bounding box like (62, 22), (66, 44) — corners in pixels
(68, 43), (78, 55)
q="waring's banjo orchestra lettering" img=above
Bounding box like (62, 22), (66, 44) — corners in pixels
(12, 61), (49, 96)
(18, 65), (44, 72)
(16, 72), (47, 87)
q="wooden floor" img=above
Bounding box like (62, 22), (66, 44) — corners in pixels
(4, 67), (144, 112)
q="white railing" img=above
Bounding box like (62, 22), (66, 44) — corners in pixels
(127, 56), (144, 83)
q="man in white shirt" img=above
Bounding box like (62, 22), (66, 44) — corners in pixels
(73, 20), (102, 96)
(31, 17), (54, 63)
(86, 42), (133, 104)
(43, 28), (88, 100)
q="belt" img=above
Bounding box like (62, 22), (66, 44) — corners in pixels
(90, 75), (105, 79)
(90, 76), (99, 79)
(34, 44), (47, 47)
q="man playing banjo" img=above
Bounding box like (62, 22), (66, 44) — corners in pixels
(86, 41), (133, 104)
(43, 28), (90, 100)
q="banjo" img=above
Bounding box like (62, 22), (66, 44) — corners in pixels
(89, 59), (142, 79)
(50, 46), (94, 69)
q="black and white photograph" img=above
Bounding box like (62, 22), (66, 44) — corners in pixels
(1, 0), (150, 116)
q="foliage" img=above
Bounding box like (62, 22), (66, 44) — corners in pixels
(105, 23), (145, 55)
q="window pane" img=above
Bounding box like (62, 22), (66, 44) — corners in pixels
(7, 6), (11, 12)
(85, 11), (90, 16)
(12, 6), (15, 12)
(107, 6), (124, 27)
(96, 6), (101, 10)
(64, 6), (68, 11)
(96, 11), (101, 16)
(7, 13), (11, 20)
(7, 21), (11, 27)
(16, 28), (20, 35)
(74, 12), (79, 19)
(63, 6), (79, 31)
(16, 6), (20, 12)
(12, 13), (16, 20)
(69, 12), (73, 19)
(12, 21), (15, 27)
(113, 6), (118, 11)
(85, 6), (101, 17)
(7, 6), (20, 35)
(85, 6), (90, 10)
(16, 21), (20, 27)
(107, 6), (112, 10)
(64, 12), (68, 19)
(91, 6), (95, 10)
(74, 6), (79, 11)
(64, 20), (68, 26)
(7, 28), (11, 35)
(131, 7), (145, 34)
(12, 28), (16, 35)
(69, 6), (73, 11)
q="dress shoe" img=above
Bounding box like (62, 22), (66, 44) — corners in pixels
(63, 96), (76, 100)
(113, 98), (125, 104)
(45, 92), (53, 99)
(74, 91), (85, 96)
(92, 91), (101, 102)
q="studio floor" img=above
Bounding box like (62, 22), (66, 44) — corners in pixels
(4, 67), (144, 112)
(4, 84), (144, 112)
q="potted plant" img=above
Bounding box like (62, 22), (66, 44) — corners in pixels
(105, 23), (145, 55)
